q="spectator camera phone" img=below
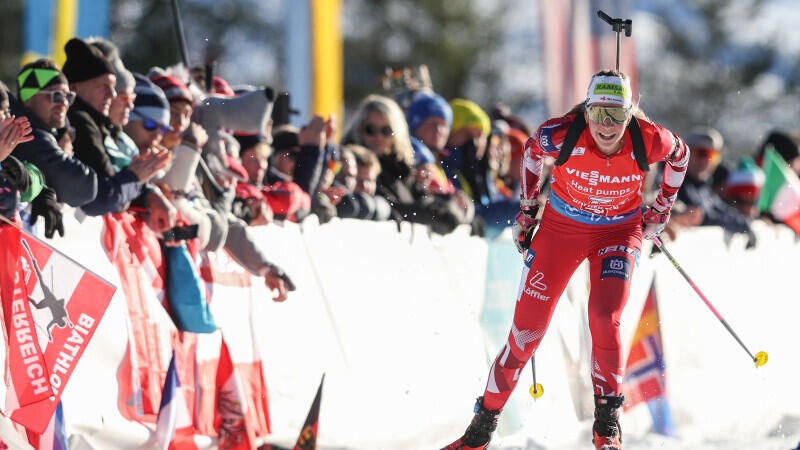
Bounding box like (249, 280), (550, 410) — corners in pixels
(162, 224), (199, 242)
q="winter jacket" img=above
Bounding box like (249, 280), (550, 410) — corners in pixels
(441, 140), (490, 206)
(106, 126), (139, 172)
(68, 96), (142, 215)
(677, 174), (753, 235)
(376, 154), (464, 234)
(10, 99), (97, 207)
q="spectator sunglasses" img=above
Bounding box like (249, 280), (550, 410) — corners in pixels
(363, 123), (394, 137)
(693, 146), (721, 163)
(130, 111), (173, 134)
(585, 104), (630, 124)
(38, 89), (76, 106)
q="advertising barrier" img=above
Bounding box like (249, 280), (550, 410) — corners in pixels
(1, 214), (798, 448)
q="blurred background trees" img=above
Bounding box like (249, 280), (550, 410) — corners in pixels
(1, 0), (800, 158)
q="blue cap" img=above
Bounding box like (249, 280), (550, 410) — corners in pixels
(410, 137), (436, 167)
(406, 93), (452, 134)
(130, 73), (170, 126)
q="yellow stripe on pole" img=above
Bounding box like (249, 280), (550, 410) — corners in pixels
(52, 0), (79, 67)
(311, 0), (343, 125)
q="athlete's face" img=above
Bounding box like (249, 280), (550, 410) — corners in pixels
(584, 103), (631, 156)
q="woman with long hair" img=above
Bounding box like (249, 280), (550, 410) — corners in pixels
(342, 94), (470, 234)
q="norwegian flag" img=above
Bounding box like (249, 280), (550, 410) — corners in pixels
(622, 280), (675, 436)
(0, 222), (115, 434)
(538, 0), (638, 116)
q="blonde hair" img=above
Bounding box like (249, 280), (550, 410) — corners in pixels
(566, 69), (650, 122)
(341, 94), (415, 166)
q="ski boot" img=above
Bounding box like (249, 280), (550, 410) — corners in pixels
(592, 394), (624, 450)
(441, 397), (501, 450)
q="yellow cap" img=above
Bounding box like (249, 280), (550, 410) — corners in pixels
(449, 98), (490, 137)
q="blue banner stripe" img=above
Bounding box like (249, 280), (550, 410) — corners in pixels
(77, 0), (110, 38)
(24, 0), (55, 56)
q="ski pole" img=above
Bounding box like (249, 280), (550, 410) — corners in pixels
(529, 354), (543, 399)
(653, 237), (768, 368)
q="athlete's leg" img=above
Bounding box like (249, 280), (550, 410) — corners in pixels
(586, 238), (641, 397)
(482, 226), (585, 410)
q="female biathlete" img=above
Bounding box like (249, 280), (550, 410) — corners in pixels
(443, 70), (690, 450)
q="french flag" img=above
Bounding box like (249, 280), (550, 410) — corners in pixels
(156, 352), (198, 450)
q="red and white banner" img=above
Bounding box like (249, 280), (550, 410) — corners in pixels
(102, 212), (177, 423)
(215, 339), (257, 450)
(103, 214), (270, 442)
(0, 223), (115, 433)
(196, 250), (271, 442)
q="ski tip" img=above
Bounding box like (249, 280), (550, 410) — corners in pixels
(529, 383), (544, 399)
(754, 351), (768, 368)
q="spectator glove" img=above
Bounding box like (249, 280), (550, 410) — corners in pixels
(0, 156), (30, 193)
(30, 187), (64, 238)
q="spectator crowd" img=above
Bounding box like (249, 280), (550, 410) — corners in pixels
(1, 38), (799, 307)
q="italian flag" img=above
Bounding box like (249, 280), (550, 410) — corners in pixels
(758, 148), (800, 233)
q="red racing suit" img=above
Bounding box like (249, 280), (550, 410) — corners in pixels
(482, 113), (689, 410)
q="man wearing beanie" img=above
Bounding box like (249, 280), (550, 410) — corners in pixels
(64, 36), (120, 178)
(10, 58), (98, 236)
(63, 37), (171, 221)
(406, 92), (452, 157)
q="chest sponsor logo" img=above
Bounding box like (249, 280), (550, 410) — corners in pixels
(571, 147), (585, 156)
(564, 168), (643, 186)
(600, 256), (631, 282)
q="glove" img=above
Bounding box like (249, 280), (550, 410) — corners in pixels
(0, 156), (30, 192)
(642, 206), (670, 240)
(512, 209), (539, 253)
(0, 176), (19, 219)
(30, 188), (64, 238)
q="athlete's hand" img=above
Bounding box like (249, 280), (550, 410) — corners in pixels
(512, 209), (539, 253)
(642, 206), (670, 240)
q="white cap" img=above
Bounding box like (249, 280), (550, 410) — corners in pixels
(586, 75), (632, 108)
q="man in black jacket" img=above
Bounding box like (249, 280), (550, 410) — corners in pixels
(62, 38), (172, 228)
(12, 60), (96, 208)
